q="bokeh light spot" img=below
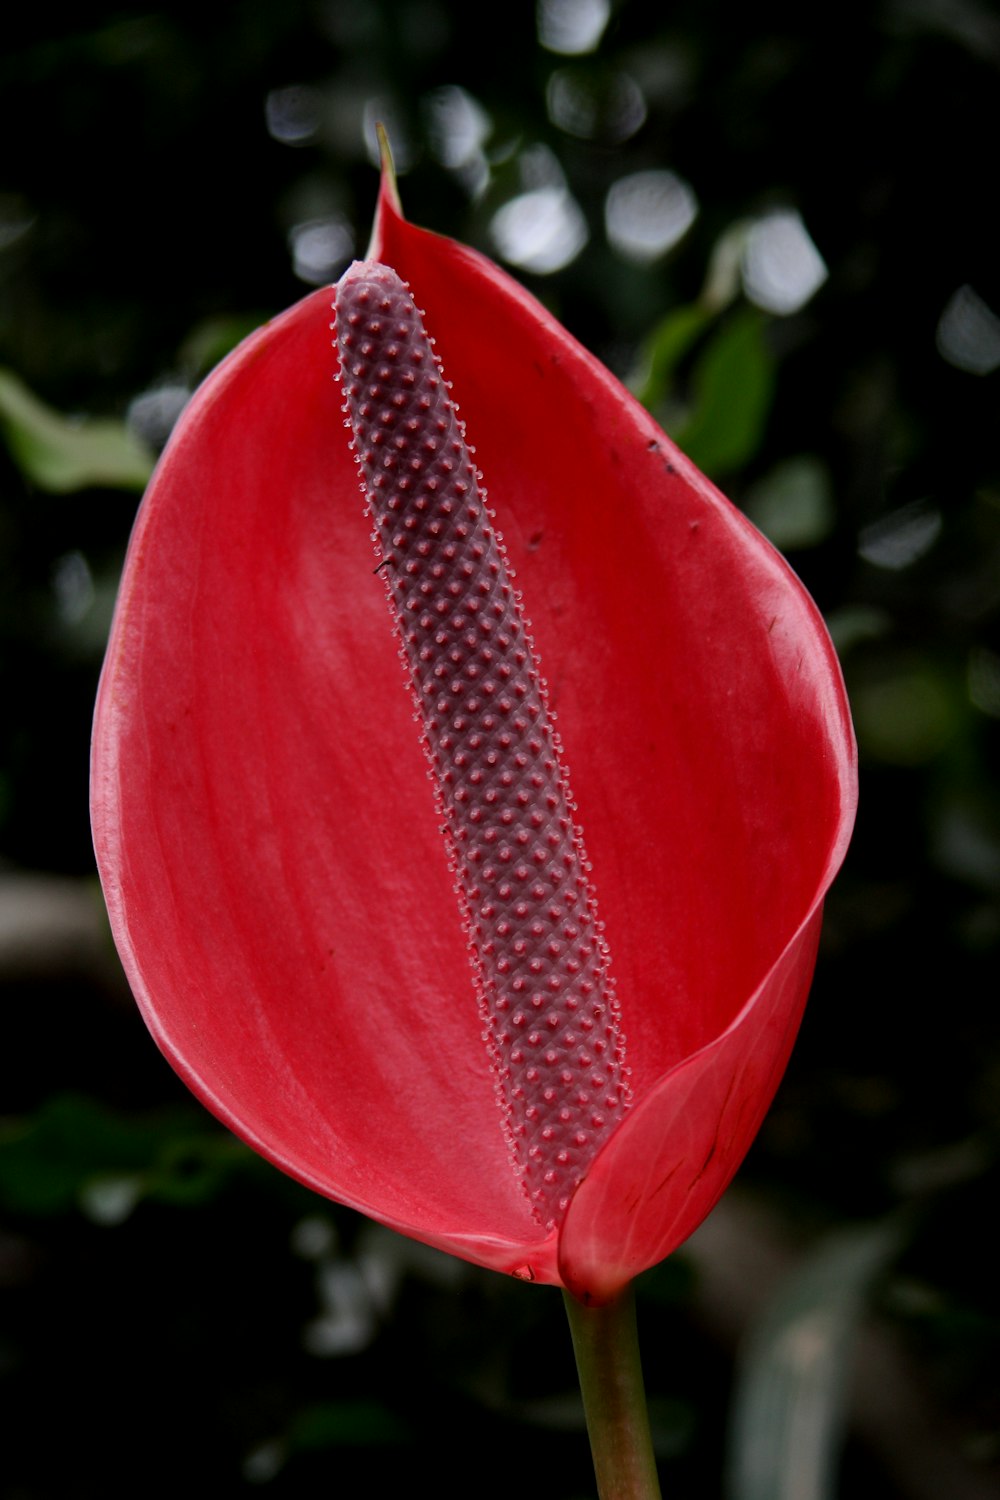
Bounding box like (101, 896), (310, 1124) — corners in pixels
(289, 216), (354, 285)
(424, 85), (491, 168)
(52, 552), (95, 627)
(547, 67), (646, 142)
(265, 84), (324, 146)
(936, 285), (1000, 375)
(128, 385), (190, 449)
(490, 187), (588, 274)
(537, 0), (610, 55)
(742, 210), (828, 315)
(604, 169), (697, 262)
(858, 499), (942, 571)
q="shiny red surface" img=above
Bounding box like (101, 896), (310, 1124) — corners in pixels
(91, 176), (856, 1302)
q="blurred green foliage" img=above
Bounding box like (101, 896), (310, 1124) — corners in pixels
(2, 3), (999, 1497)
(729, 1222), (902, 1500)
(0, 369), (153, 493)
(0, 1092), (246, 1217)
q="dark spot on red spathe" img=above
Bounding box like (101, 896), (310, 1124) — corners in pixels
(527, 530), (543, 552)
(689, 1074), (740, 1189)
(650, 1164), (682, 1201)
(647, 440), (676, 477)
(692, 1133), (720, 1187)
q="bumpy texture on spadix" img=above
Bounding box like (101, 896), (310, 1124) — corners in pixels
(335, 263), (628, 1226)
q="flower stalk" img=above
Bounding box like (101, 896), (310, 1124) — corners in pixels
(564, 1283), (662, 1500)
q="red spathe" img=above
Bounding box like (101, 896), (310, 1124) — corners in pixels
(91, 177), (857, 1303)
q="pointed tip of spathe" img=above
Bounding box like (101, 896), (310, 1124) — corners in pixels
(375, 123), (401, 208)
(366, 123), (404, 261)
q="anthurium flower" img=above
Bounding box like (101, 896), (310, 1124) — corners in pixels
(91, 168), (856, 1306)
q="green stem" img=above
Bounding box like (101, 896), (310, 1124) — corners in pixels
(563, 1283), (663, 1500)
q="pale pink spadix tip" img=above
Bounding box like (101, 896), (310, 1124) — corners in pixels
(333, 259), (629, 1228)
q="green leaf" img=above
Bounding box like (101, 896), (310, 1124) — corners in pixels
(179, 312), (269, 378)
(744, 456), (836, 550)
(0, 1093), (237, 1218)
(673, 307), (775, 477)
(0, 367), (154, 493)
(823, 605), (892, 656)
(727, 1222), (900, 1500)
(632, 303), (713, 410)
(288, 1401), (411, 1451)
(850, 654), (961, 765)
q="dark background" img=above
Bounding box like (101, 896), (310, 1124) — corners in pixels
(1, 3), (998, 1497)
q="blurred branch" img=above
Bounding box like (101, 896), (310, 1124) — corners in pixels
(685, 1194), (997, 1500)
(0, 368), (154, 493)
(0, 870), (125, 993)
